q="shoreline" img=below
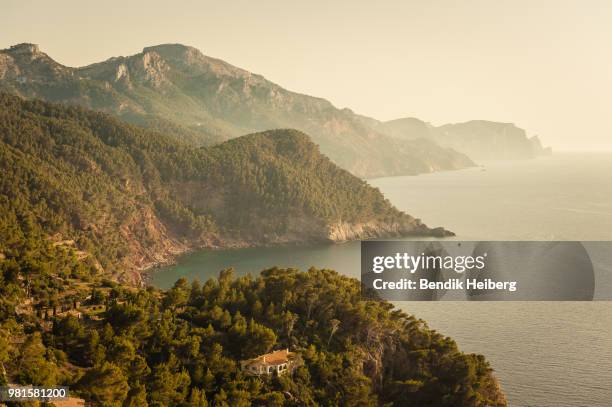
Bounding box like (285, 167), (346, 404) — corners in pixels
(139, 226), (456, 287)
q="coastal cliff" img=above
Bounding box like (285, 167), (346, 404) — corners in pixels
(379, 117), (551, 160)
(327, 219), (452, 242)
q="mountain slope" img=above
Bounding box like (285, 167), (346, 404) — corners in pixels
(0, 43), (474, 178)
(381, 117), (551, 160)
(0, 93), (450, 283)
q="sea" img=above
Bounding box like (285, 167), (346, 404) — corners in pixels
(152, 153), (612, 407)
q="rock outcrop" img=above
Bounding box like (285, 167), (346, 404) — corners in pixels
(327, 220), (453, 242)
(436, 120), (551, 160)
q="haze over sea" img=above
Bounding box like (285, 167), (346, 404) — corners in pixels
(153, 153), (612, 407)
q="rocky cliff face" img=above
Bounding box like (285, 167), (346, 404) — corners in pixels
(0, 43), (474, 178)
(380, 117), (551, 160)
(437, 120), (551, 160)
(327, 219), (452, 242)
(114, 209), (453, 285)
(0, 43), (72, 82)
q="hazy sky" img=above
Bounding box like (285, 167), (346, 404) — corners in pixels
(2, 0), (611, 151)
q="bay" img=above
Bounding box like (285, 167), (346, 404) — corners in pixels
(153, 153), (612, 406)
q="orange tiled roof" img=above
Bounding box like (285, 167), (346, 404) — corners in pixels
(252, 349), (292, 365)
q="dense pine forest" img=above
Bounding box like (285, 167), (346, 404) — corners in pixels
(0, 247), (506, 406)
(0, 94), (505, 406)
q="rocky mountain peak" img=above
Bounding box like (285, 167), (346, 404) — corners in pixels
(0, 43), (70, 81)
(7, 43), (41, 56)
(142, 43), (201, 61)
(140, 43), (254, 80)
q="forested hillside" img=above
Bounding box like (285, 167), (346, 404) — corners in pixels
(0, 93), (447, 283)
(0, 253), (507, 407)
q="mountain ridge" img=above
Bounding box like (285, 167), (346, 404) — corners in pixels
(0, 42), (475, 178)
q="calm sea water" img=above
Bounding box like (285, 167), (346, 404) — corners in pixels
(152, 153), (612, 407)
